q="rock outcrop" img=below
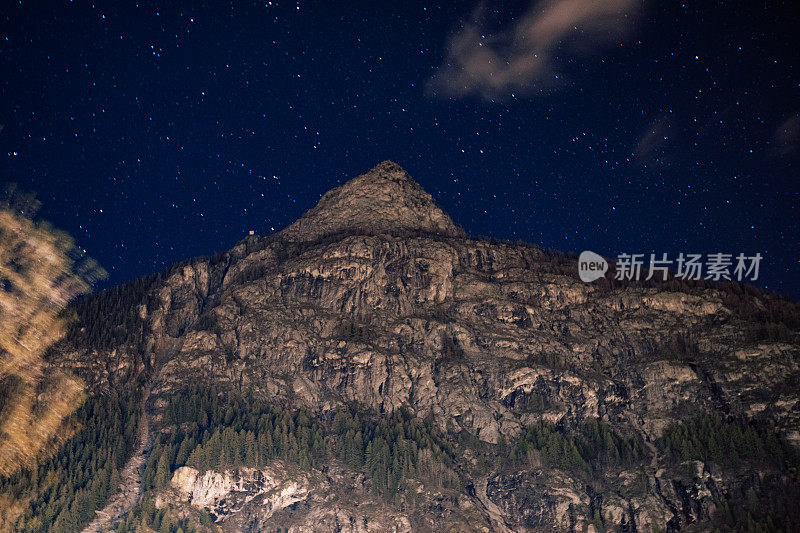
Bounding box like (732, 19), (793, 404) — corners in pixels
(164, 462), (414, 532)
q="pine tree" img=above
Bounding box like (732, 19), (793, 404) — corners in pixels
(593, 509), (604, 531)
(154, 453), (171, 489)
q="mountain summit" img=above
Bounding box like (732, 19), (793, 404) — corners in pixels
(29, 163), (800, 532)
(279, 161), (465, 242)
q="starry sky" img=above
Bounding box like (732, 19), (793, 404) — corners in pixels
(1, 1), (798, 297)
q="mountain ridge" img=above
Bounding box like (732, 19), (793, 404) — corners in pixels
(28, 162), (800, 532)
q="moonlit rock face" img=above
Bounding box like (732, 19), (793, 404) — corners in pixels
(279, 161), (465, 242)
(49, 161), (800, 531)
(170, 465), (308, 521)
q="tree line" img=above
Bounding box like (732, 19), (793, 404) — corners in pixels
(0, 386), (141, 532)
(140, 386), (461, 504)
(509, 418), (645, 473)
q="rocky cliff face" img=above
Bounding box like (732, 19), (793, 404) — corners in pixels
(165, 462), (414, 532)
(49, 161), (800, 532)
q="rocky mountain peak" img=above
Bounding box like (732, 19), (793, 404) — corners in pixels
(279, 161), (465, 242)
(40, 160), (800, 532)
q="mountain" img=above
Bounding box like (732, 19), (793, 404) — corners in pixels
(3, 162), (800, 532)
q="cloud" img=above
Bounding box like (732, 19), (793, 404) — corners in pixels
(636, 116), (672, 158)
(634, 115), (677, 166)
(427, 0), (644, 100)
(771, 113), (800, 159)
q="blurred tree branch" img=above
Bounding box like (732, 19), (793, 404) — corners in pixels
(0, 184), (106, 475)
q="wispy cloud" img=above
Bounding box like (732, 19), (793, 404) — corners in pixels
(636, 116), (672, 158)
(771, 113), (800, 159)
(428, 0), (644, 100)
(634, 115), (678, 167)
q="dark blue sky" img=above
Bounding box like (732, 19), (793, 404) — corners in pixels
(1, 1), (798, 297)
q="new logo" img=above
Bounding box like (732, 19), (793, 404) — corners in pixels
(578, 250), (608, 282)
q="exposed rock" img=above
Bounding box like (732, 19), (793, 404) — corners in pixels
(49, 162), (800, 531)
(170, 464), (308, 522)
(279, 160), (465, 243)
(165, 462), (415, 532)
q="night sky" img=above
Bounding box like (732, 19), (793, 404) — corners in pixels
(1, 1), (798, 297)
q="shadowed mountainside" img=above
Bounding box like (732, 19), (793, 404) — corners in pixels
(5, 161), (799, 532)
